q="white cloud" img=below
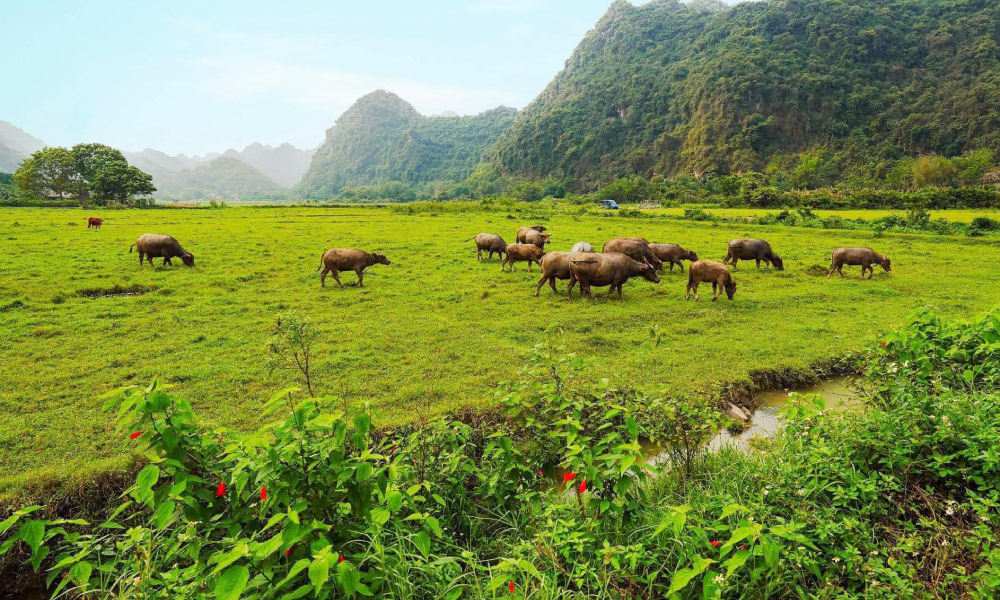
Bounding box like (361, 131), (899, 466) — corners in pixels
(468, 0), (546, 14)
(191, 57), (527, 117)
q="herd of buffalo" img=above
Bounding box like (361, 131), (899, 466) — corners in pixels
(103, 218), (891, 300)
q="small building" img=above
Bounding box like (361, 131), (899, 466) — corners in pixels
(599, 198), (619, 210)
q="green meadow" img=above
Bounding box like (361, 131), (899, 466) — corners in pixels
(2, 205), (999, 497)
(650, 206), (1000, 223)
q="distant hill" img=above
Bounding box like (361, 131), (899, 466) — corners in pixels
(485, 0), (1000, 188)
(0, 120), (45, 172)
(297, 90), (517, 197)
(150, 157), (284, 201)
(125, 143), (313, 200)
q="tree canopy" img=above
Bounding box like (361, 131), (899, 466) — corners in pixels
(12, 143), (155, 204)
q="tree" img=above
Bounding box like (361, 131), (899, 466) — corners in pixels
(90, 161), (156, 204)
(912, 155), (957, 188)
(13, 147), (77, 200)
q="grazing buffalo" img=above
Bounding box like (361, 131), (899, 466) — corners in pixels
(534, 251), (579, 296)
(524, 229), (551, 249)
(502, 243), (545, 272)
(516, 225), (547, 243)
(602, 237), (662, 271)
(129, 234), (195, 267)
(723, 238), (784, 271)
(686, 260), (736, 302)
(828, 247), (891, 279)
(649, 243), (698, 272)
(568, 253), (660, 300)
(467, 233), (507, 261)
(570, 242), (593, 253)
(87, 217), (103, 230)
(318, 248), (391, 288)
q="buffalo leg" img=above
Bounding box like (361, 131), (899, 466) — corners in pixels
(617, 284), (624, 300)
(534, 275), (547, 297)
(827, 262), (836, 279)
(567, 277), (576, 300)
(164, 257), (172, 266)
(500, 257), (508, 272)
(147, 255), (155, 266)
(331, 270), (344, 289)
(320, 268), (329, 287)
(838, 265), (845, 278)
(138, 252), (145, 266)
(549, 277), (558, 295)
(691, 281), (701, 301)
(353, 269), (364, 287)
(678, 262), (684, 272)
(730, 258), (738, 270)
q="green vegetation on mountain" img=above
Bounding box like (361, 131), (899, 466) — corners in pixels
(297, 90), (516, 197)
(485, 0), (1000, 190)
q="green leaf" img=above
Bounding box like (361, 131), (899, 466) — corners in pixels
(135, 464), (160, 507)
(386, 490), (403, 512)
(667, 556), (713, 595)
(337, 561), (361, 596)
(0, 506), (42, 536)
(309, 556), (330, 592)
(215, 565), (249, 600)
(280, 584), (313, 600)
(153, 500), (176, 530)
(370, 507), (391, 526)
(412, 531), (431, 559)
(69, 561), (92, 589)
(20, 521), (44, 552)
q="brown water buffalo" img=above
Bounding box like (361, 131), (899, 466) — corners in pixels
(501, 243), (545, 272)
(466, 233), (507, 261)
(516, 225), (547, 243)
(318, 248), (391, 288)
(524, 229), (551, 249)
(534, 251), (580, 296)
(723, 238), (784, 271)
(686, 260), (736, 302)
(568, 253), (660, 300)
(570, 242), (593, 253)
(828, 247), (891, 279)
(602, 237), (662, 271)
(87, 217), (103, 229)
(129, 234), (195, 267)
(649, 243), (698, 272)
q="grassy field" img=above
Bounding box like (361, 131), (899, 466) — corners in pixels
(648, 206), (1000, 223)
(3, 205), (1000, 496)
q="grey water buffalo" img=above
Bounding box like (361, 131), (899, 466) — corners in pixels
(524, 229), (551, 249)
(828, 247), (891, 279)
(129, 234), (195, 267)
(534, 251), (578, 296)
(570, 242), (593, 253)
(686, 260), (736, 302)
(568, 253), (660, 300)
(516, 225), (547, 243)
(466, 233), (507, 261)
(649, 243), (698, 272)
(501, 243), (545, 272)
(723, 238), (784, 271)
(318, 248), (391, 288)
(602, 237), (662, 271)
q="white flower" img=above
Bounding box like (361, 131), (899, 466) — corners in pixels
(797, 488), (807, 496)
(763, 488), (770, 496)
(713, 574), (724, 584)
(945, 508), (954, 516)
(832, 557), (840, 563)
(798, 546), (806, 551)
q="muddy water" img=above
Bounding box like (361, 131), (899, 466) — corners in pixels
(707, 375), (862, 452)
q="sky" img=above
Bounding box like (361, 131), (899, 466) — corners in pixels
(1, 0), (739, 156)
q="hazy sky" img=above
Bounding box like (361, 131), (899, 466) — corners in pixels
(1, 0), (740, 155)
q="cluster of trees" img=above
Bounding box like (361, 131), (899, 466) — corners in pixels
(12, 143), (155, 205)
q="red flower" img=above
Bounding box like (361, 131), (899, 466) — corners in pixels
(129, 431), (141, 440)
(284, 546), (294, 556)
(216, 482), (226, 497)
(260, 486), (267, 501)
(508, 581), (515, 593)
(538, 469), (544, 477)
(881, 340), (887, 347)
(860, 365), (866, 371)
(338, 555), (346, 563)
(739, 545), (747, 550)
(390, 445), (398, 452)
(710, 540), (720, 547)
(578, 480), (587, 494)
(563, 472), (577, 482)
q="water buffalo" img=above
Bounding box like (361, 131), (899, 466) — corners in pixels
(524, 229), (551, 249)
(686, 260), (736, 302)
(129, 234), (194, 267)
(723, 239), (784, 271)
(568, 253), (660, 300)
(534, 251), (580, 296)
(602, 237), (662, 271)
(516, 225), (547, 243)
(501, 243), (545, 272)
(828, 247), (891, 279)
(466, 233), (507, 261)
(318, 248), (391, 288)
(570, 242), (593, 253)
(649, 243), (698, 272)
(87, 217), (103, 230)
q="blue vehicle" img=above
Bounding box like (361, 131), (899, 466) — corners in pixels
(599, 198), (619, 210)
